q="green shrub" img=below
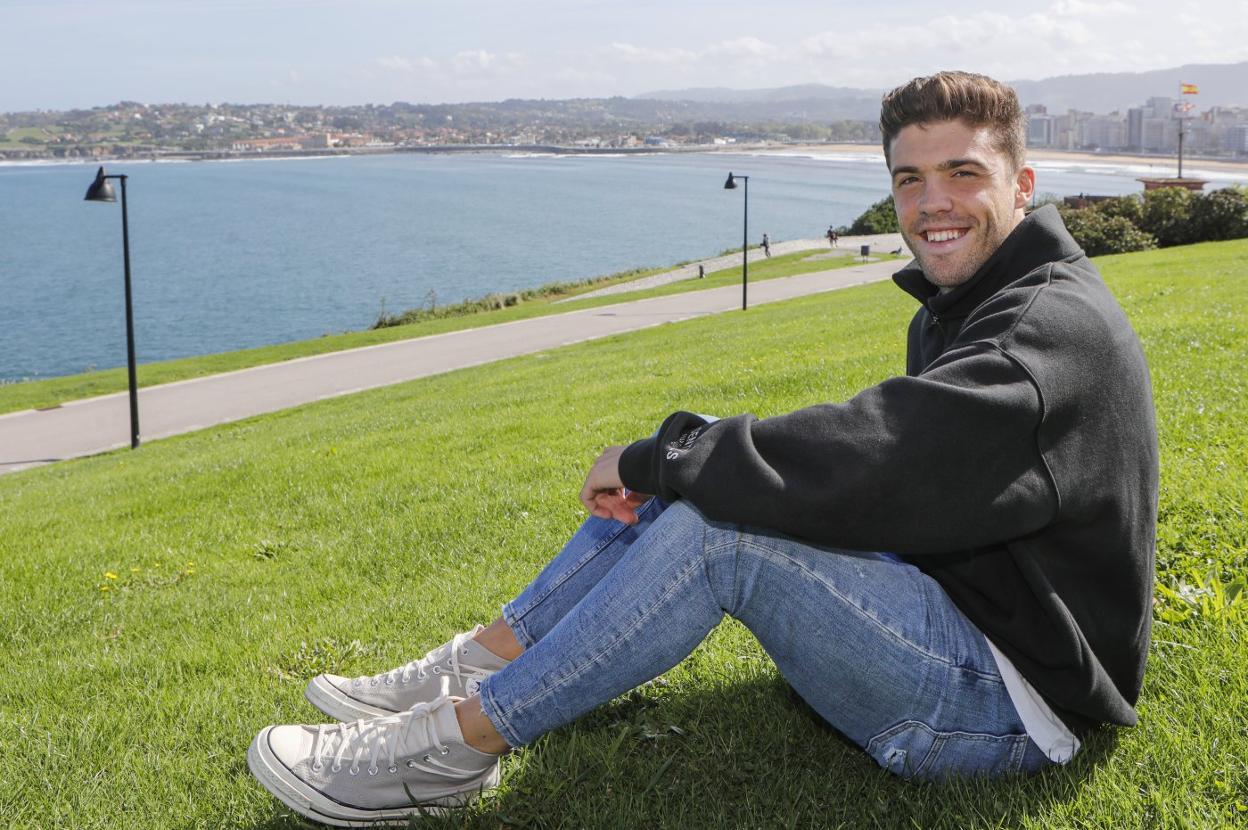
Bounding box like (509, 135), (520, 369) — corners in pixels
(1093, 194), (1144, 225)
(1141, 187), (1196, 247)
(1058, 205), (1156, 257)
(1190, 186), (1248, 242)
(844, 195), (900, 235)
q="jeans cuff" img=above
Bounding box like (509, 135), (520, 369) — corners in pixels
(478, 674), (524, 748)
(501, 601), (537, 649)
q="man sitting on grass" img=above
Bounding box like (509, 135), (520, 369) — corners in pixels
(248, 70), (1158, 826)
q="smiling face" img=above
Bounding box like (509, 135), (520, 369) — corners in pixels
(889, 119), (1035, 290)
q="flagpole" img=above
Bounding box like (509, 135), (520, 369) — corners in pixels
(1176, 82), (1199, 180)
(1178, 117), (1184, 179)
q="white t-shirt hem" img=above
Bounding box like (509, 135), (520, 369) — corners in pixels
(984, 638), (1081, 764)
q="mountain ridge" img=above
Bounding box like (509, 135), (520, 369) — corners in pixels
(637, 61), (1248, 113)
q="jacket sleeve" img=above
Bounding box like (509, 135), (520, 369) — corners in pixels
(617, 342), (1058, 554)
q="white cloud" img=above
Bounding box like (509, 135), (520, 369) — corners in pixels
(451, 49), (525, 77)
(705, 36), (781, 61)
(376, 55), (436, 73)
(1052, 0), (1136, 15)
(793, 5), (1170, 87)
(608, 43), (697, 64)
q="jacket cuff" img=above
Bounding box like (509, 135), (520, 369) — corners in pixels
(619, 436), (658, 494)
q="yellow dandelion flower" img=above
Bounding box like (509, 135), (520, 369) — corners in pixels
(104, 572), (119, 580)
(100, 585), (111, 592)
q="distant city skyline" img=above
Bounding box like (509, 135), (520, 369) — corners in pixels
(4, 0), (1248, 111)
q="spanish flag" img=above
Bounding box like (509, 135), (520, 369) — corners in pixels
(1181, 83), (1199, 95)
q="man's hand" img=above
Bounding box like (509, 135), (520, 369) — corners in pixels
(580, 445), (651, 525)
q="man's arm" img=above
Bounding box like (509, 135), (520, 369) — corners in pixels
(616, 343), (1058, 554)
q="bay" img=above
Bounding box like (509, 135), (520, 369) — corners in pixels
(1, 150), (1243, 383)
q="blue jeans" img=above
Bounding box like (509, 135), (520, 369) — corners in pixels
(478, 498), (1052, 781)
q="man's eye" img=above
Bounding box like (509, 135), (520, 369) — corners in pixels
(952, 169), (976, 178)
(896, 176), (918, 186)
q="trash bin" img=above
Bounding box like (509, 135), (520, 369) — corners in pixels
(860, 244), (871, 260)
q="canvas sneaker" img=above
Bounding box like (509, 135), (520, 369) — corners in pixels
(305, 625), (511, 722)
(248, 697), (500, 827)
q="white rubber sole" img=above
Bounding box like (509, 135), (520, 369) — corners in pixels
(304, 676), (399, 722)
(247, 726), (500, 827)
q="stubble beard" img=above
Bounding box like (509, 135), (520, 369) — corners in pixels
(906, 209), (1012, 290)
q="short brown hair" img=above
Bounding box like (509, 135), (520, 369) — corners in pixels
(880, 71), (1026, 170)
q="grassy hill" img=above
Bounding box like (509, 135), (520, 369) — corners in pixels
(0, 240), (1244, 828)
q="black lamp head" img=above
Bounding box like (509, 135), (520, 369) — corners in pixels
(723, 172), (737, 190)
(84, 166), (117, 202)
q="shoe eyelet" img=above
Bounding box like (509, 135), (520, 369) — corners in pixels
(368, 766), (378, 776)
(423, 754), (432, 762)
(369, 679), (379, 686)
(332, 763), (342, 773)
(388, 764), (399, 774)
(439, 745), (450, 755)
(384, 677), (394, 685)
(432, 666), (442, 674)
(406, 759), (417, 768)
(348, 767), (359, 776)
(312, 761), (324, 772)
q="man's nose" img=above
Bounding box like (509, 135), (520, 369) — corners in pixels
(918, 180), (954, 214)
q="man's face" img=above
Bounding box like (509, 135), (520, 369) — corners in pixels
(889, 120), (1035, 289)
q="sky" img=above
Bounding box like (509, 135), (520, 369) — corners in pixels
(4, 0), (1248, 111)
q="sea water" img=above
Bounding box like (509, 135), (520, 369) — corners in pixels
(1, 151), (1243, 382)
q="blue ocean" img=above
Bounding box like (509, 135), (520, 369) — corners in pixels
(2, 150), (1243, 382)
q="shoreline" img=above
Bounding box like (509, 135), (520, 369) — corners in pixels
(765, 142), (1248, 175)
(5, 141), (1247, 174)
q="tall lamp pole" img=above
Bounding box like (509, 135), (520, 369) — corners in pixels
(84, 166), (141, 449)
(723, 172), (749, 310)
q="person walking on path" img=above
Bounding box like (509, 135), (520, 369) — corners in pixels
(761, 233), (772, 257)
(248, 71), (1158, 825)
(827, 225), (839, 247)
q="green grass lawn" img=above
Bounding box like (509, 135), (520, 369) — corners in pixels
(0, 247), (896, 416)
(0, 126), (49, 149)
(1, 240), (1245, 829)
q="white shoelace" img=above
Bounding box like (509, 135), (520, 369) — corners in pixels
(308, 703), (480, 778)
(356, 631), (493, 692)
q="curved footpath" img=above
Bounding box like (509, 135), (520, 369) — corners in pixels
(567, 233), (904, 300)
(0, 235), (907, 476)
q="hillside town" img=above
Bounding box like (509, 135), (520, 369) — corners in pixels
(0, 99), (875, 161)
(2, 94), (1247, 162)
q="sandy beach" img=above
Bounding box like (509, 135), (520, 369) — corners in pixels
(766, 142), (1248, 175)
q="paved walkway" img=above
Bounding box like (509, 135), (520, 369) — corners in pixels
(568, 233), (906, 300)
(0, 251), (908, 475)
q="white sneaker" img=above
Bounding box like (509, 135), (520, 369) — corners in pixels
(305, 626), (511, 721)
(248, 697), (500, 827)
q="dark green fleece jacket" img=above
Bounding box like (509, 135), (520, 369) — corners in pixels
(618, 205), (1159, 733)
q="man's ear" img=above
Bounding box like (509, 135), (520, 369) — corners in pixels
(1015, 165), (1036, 209)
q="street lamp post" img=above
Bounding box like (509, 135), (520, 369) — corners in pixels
(84, 166), (141, 449)
(723, 172), (749, 310)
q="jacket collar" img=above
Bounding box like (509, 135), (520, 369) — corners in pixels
(892, 204), (1082, 318)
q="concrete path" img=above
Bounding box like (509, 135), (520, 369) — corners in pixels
(0, 253), (909, 475)
(568, 233), (906, 300)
